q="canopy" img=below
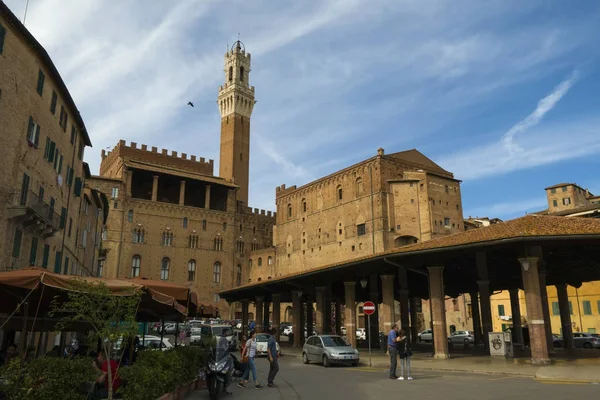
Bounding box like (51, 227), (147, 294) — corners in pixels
(126, 276), (198, 312)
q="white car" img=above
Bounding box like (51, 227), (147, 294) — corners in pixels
(418, 329), (433, 343)
(139, 335), (173, 351)
(255, 334), (281, 356)
(282, 326), (293, 336)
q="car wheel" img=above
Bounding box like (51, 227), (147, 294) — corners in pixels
(464, 338), (470, 346)
(322, 355), (331, 368)
(351, 362), (358, 367)
(583, 342), (593, 349)
(302, 352), (310, 364)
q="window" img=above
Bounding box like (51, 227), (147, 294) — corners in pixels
(240, 66), (244, 82)
(445, 185), (449, 193)
(183, 217), (188, 228)
(160, 257), (170, 280)
(287, 204), (292, 219)
(59, 106), (68, 132)
(77, 139), (84, 160)
(337, 185), (343, 201)
(49, 197), (55, 219)
(189, 233), (199, 249)
(268, 256), (273, 266)
(583, 301), (592, 315)
(12, 229), (23, 260)
(98, 260), (104, 277)
(258, 257), (263, 267)
(83, 199), (90, 215)
(562, 197), (571, 206)
(236, 240), (245, 253)
(50, 91), (57, 114)
(551, 188), (556, 194)
(222, 222), (227, 231)
(213, 294), (220, 303)
(130, 255), (141, 277)
(355, 178), (363, 196)
(41, 245), (50, 268)
(228, 66), (233, 81)
(133, 226), (144, 243)
(553, 200), (558, 207)
(63, 257), (69, 275)
(60, 207), (66, 229)
(213, 261), (221, 283)
(74, 177), (82, 197)
(236, 264), (242, 286)
(161, 229), (173, 246)
(19, 173), (30, 206)
(552, 302), (559, 316)
(444, 217), (451, 227)
(81, 229), (88, 248)
(54, 251), (62, 273)
(70, 125), (76, 144)
(302, 199), (307, 212)
(202, 220), (207, 230)
(498, 304), (505, 317)
(248, 259), (253, 269)
(36, 69), (45, 96)
(357, 223), (366, 236)
(0, 23), (5, 54)
(597, 300), (600, 314)
(26, 117), (40, 147)
(561, 186), (567, 192)
(111, 187), (119, 199)
(213, 235), (223, 251)
(188, 260), (196, 281)
(127, 210), (133, 222)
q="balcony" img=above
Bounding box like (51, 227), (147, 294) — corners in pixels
(6, 190), (61, 238)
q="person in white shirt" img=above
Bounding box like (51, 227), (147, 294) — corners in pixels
(238, 330), (262, 389)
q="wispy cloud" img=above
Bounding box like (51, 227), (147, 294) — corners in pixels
(465, 197), (547, 219)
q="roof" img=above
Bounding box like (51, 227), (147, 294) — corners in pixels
(221, 214), (600, 294)
(385, 149), (452, 177)
(550, 203), (600, 217)
(544, 183), (592, 195)
(125, 160), (237, 188)
(0, 2), (92, 147)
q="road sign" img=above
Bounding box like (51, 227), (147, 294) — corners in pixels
(363, 301), (376, 316)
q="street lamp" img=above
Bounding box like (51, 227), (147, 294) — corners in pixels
(360, 278), (368, 289)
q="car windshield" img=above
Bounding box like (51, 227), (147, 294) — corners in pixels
(591, 334), (600, 338)
(256, 334), (269, 342)
(212, 327), (230, 336)
(322, 336), (350, 347)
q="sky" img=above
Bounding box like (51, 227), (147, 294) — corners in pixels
(6, 0), (600, 220)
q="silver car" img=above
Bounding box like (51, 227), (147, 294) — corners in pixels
(448, 330), (475, 346)
(302, 335), (359, 367)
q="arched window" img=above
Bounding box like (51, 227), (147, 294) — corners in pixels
(337, 185), (343, 201)
(213, 261), (221, 283)
(236, 264), (242, 286)
(187, 260), (196, 281)
(240, 66), (245, 82)
(248, 259), (252, 269)
(258, 257), (263, 267)
(222, 222), (227, 231)
(302, 198), (307, 212)
(161, 257), (170, 280)
(355, 178), (363, 197)
(213, 235), (223, 251)
(253, 226), (256, 234)
(132, 226), (145, 243)
(102, 227), (108, 240)
(131, 255), (141, 277)
(228, 66), (233, 82)
(202, 219), (207, 231)
(237, 240), (245, 253)
(127, 210), (134, 222)
(287, 204), (292, 219)
(239, 223), (243, 232)
(183, 217), (188, 228)
(189, 231), (199, 249)
(161, 228), (173, 246)
(268, 256), (273, 266)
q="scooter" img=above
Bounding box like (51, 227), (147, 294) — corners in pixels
(206, 348), (234, 400)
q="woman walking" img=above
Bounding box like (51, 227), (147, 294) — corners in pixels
(397, 329), (413, 381)
(238, 330), (262, 389)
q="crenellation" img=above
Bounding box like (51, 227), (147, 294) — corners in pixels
(152, 146), (158, 153)
(141, 144), (148, 151)
(261, 209), (266, 215)
(200, 157), (205, 163)
(191, 155), (197, 161)
(131, 142), (137, 149)
(171, 151), (177, 157)
(161, 149), (168, 155)
(182, 153), (187, 160)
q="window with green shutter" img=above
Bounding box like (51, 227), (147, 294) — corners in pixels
(74, 178), (82, 197)
(583, 301), (592, 315)
(53, 251), (62, 273)
(44, 137), (51, 160)
(49, 197), (55, 219)
(63, 257), (69, 275)
(552, 302), (560, 316)
(12, 229), (23, 258)
(498, 304), (505, 316)
(60, 207), (66, 229)
(29, 237), (38, 266)
(70, 126), (76, 144)
(20, 173), (30, 206)
(597, 300), (600, 314)
(36, 70), (45, 96)
(50, 91), (57, 114)
(48, 141), (56, 163)
(0, 23), (6, 54)
(41, 245), (50, 268)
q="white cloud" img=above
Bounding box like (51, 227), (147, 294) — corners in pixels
(465, 197), (548, 219)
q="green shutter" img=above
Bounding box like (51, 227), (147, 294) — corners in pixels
(70, 126), (76, 144)
(598, 300), (600, 314)
(50, 91), (57, 114)
(48, 141), (56, 162)
(29, 237), (38, 266)
(37, 70), (45, 96)
(63, 257), (69, 275)
(498, 305), (505, 316)
(34, 125), (41, 147)
(27, 116), (34, 140)
(583, 301), (592, 315)
(53, 149), (59, 169)
(44, 137), (50, 159)
(53, 251), (62, 273)
(41, 245), (50, 268)
(12, 229), (23, 258)
(57, 154), (63, 174)
(60, 207), (66, 229)
(20, 173), (30, 205)
(0, 23), (5, 54)
(552, 302), (560, 316)
(74, 178), (82, 197)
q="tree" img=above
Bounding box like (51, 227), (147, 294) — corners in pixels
(50, 280), (142, 400)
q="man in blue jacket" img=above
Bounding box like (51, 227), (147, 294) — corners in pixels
(387, 324), (400, 379)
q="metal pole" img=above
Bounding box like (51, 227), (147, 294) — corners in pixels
(160, 318), (164, 348)
(368, 314), (372, 367)
(575, 288), (583, 332)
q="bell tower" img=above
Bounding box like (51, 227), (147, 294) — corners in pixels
(218, 40), (255, 205)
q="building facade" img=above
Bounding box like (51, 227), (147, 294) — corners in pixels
(0, 3), (104, 276)
(93, 42), (275, 317)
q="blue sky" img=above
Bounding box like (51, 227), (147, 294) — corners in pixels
(7, 0), (600, 220)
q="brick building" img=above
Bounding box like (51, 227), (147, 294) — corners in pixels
(0, 3), (106, 276)
(92, 41), (275, 317)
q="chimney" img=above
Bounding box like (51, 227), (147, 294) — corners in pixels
(377, 147), (385, 156)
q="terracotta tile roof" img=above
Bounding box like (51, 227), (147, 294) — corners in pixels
(222, 215), (600, 294)
(386, 149), (452, 177)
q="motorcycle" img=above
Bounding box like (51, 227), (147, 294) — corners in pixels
(206, 347), (234, 400)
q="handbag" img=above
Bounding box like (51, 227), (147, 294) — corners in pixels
(242, 355), (249, 363)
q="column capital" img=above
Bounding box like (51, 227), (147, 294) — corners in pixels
(153, 175), (159, 179)
(255, 296), (264, 303)
(343, 281), (356, 288)
(427, 265), (444, 272)
(180, 179), (186, 184)
(518, 257), (539, 272)
(271, 293), (281, 301)
(240, 298), (249, 304)
(381, 274), (396, 281)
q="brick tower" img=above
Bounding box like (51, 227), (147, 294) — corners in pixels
(218, 40), (256, 205)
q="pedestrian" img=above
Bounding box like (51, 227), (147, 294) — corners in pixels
(397, 329), (413, 381)
(267, 328), (279, 387)
(387, 324), (400, 379)
(238, 330), (262, 389)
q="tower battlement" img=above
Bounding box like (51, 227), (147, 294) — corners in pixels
(276, 184), (297, 198)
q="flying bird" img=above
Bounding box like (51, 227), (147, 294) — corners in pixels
(187, 102), (194, 107)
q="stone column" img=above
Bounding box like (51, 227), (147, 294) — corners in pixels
(241, 300), (249, 338)
(409, 297), (420, 342)
(151, 175), (159, 201)
(428, 266), (449, 359)
(335, 300), (342, 335)
(255, 296), (264, 333)
(204, 185), (211, 209)
(315, 287), (326, 334)
(469, 292), (482, 346)
(306, 298), (314, 339)
(380, 275), (396, 334)
(344, 281), (357, 348)
(477, 280), (493, 350)
(538, 270), (554, 353)
(519, 256), (550, 365)
(263, 301), (270, 333)
(126, 170), (133, 197)
(272, 294), (281, 341)
(556, 284), (574, 350)
(292, 291), (302, 347)
(508, 288), (524, 349)
(179, 180), (186, 206)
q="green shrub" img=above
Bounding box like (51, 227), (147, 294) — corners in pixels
(0, 357), (96, 400)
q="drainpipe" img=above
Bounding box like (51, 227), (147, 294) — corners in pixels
(575, 288), (583, 331)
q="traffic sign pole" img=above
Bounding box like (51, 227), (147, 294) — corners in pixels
(367, 315), (372, 367)
(363, 301), (376, 368)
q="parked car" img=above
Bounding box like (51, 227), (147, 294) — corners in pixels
(302, 335), (359, 367)
(256, 333), (281, 356)
(282, 325), (293, 336)
(191, 324), (237, 352)
(448, 331), (474, 345)
(554, 332), (600, 349)
(418, 329), (433, 343)
(139, 335), (174, 351)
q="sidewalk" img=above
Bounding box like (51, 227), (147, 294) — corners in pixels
(280, 346), (600, 383)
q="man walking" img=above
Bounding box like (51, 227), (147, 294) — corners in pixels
(388, 324), (400, 379)
(267, 328), (280, 387)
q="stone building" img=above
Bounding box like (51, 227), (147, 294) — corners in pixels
(0, 3), (105, 275)
(92, 41), (275, 317)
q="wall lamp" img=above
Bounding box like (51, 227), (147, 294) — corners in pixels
(360, 278), (368, 289)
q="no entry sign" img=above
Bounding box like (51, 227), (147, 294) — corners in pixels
(363, 301), (376, 316)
